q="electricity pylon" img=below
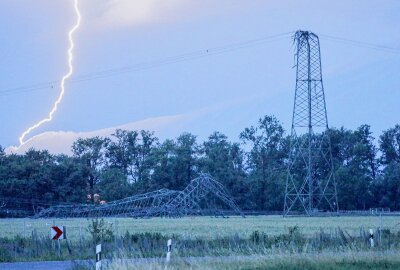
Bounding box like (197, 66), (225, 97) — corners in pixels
(284, 30), (338, 216)
(35, 173), (244, 218)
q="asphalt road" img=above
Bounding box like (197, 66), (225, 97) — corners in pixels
(0, 260), (87, 270)
(0, 256), (254, 270)
(0, 258), (163, 270)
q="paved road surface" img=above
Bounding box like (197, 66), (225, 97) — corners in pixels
(0, 260), (89, 270)
(0, 258), (165, 270)
(0, 256), (255, 270)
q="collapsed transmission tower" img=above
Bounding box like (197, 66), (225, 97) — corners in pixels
(35, 173), (244, 218)
(284, 30), (338, 216)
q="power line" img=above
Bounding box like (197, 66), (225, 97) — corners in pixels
(0, 31), (293, 97)
(319, 34), (400, 54)
(2, 31), (399, 97)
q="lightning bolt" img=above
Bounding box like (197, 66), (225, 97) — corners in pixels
(18, 0), (81, 147)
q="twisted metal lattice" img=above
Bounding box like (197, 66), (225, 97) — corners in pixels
(35, 173), (244, 218)
(284, 30), (338, 216)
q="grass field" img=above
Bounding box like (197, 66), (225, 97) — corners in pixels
(0, 215), (399, 240)
(1, 215), (400, 266)
(80, 251), (400, 270)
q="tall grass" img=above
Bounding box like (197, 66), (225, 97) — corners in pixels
(72, 251), (400, 270)
(1, 216), (399, 240)
(1, 225), (400, 263)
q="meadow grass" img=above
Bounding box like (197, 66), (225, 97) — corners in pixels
(1, 215), (400, 264)
(1, 216), (400, 263)
(0, 215), (399, 241)
(72, 250), (400, 270)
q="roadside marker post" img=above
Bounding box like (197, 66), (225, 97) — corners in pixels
(96, 244), (102, 270)
(369, 229), (374, 247)
(166, 239), (172, 263)
(50, 226), (66, 256)
(379, 213), (383, 245)
(51, 226), (66, 240)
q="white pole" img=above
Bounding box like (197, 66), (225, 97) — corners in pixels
(166, 239), (172, 263)
(58, 239), (61, 257)
(379, 213), (383, 245)
(369, 229), (374, 248)
(96, 244), (102, 270)
(114, 218), (118, 250)
(79, 221), (83, 247)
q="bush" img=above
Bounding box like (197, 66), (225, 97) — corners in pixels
(87, 218), (114, 243)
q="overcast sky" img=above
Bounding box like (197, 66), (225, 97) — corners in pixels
(1, 0), (399, 153)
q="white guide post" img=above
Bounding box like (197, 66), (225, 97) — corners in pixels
(369, 229), (374, 247)
(96, 244), (102, 270)
(166, 239), (172, 263)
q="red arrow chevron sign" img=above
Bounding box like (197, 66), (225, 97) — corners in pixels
(51, 226), (65, 240)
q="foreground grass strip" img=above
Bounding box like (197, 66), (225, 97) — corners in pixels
(2, 223), (400, 263)
(71, 251), (400, 270)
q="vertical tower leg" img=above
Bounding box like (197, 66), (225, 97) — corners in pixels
(284, 30), (338, 216)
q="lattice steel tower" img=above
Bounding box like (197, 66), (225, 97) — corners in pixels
(284, 31), (338, 216)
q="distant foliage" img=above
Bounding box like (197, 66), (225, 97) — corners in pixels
(0, 115), (400, 214)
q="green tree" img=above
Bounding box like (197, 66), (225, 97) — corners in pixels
(377, 163), (400, 209)
(51, 155), (87, 203)
(240, 115), (287, 210)
(355, 125), (378, 179)
(0, 145), (5, 161)
(330, 126), (377, 210)
(173, 133), (199, 189)
(375, 125), (400, 210)
(149, 133), (200, 191)
(379, 125), (400, 165)
(97, 168), (131, 201)
(150, 139), (176, 190)
(24, 149), (55, 201)
(72, 137), (110, 196)
(106, 129), (137, 173)
(107, 129), (158, 184)
(200, 132), (248, 207)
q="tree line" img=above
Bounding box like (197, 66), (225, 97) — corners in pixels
(0, 115), (400, 212)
